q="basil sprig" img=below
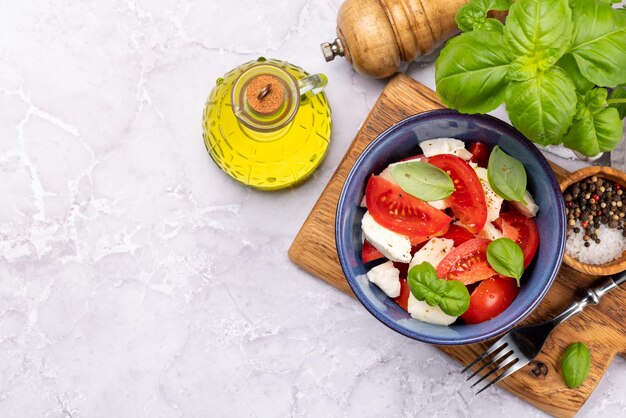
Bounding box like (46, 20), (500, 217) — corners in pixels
(487, 146), (527, 201)
(486, 238), (524, 286)
(407, 262), (470, 316)
(390, 161), (454, 202)
(435, 0), (626, 157)
(561, 342), (591, 389)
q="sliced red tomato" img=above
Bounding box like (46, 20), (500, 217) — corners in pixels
(365, 175), (452, 240)
(409, 223), (450, 247)
(394, 279), (411, 311)
(436, 238), (497, 285)
(499, 211), (540, 268)
(461, 276), (520, 324)
(441, 224), (475, 247)
(393, 262), (409, 278)
(468, 142), (490, 168)
(428, 155), (487, 234)
(362, 240), (385, 263)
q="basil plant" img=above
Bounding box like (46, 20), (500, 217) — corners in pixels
(435, 0), (626, 157)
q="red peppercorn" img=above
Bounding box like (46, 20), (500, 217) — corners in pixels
(617, 184), (621, 190)
(593, 194), (600, 201)
(598, 211), (602, 216)
(581, 220), (588, 228)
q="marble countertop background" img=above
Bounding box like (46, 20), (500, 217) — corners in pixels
(0, 0), (624, 416)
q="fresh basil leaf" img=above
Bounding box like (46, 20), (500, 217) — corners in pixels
(569, 0), (626, 87)
(505, 66), (577, 145)
(390, 161), (454, 202)
(504, 0), (572, 69)
(456, 4), (485, 32)
(487, 238), (524, 286)
(487, 146), (527, 202)
(436, 29), (512, 113)
(482, 18), (505, 33)
(609, 85), (626, 119)
(557, 55), (594, 95)
(456, 0), (512, 32)
(407, 262), (470, 317)
(563, 105), (623, 157)
(561, 342), (591, 389)
(439, 280), (471, 317)
(408, 262), (445, 307)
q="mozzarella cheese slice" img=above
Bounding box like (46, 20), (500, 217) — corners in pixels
(409, 238), (455, 271)
(474, 166), (503, 223)
(407, 293), (457, 326)
(361, 211), (412, 263)
(478, 222), (504, 241)
(367, 261), (401, 298)
(420, 138), (472, 160)
(512, 191), (539, 217)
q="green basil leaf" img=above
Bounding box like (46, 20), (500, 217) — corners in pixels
(439, 280), (471, 317)
(563, 105), (623, 157)
(390, 161), (454, 201)
(557, 55), (594, 95)
(486, 238), (524, 286)
(584, 88), (608, 112)
(561, 342), (591, 389)
(504, 0), (572, 69)
(505, 66), (577, 145)
(456, 0), (512, 32)
(609, 85), (626, 119)
(407, 262), (470, 317)
(456, 4), (485, 32)
(569, 0), (626, 87)
(408, 262), (445, 307)
(487, 146), (527, 201)
(435, 29), (512, 113)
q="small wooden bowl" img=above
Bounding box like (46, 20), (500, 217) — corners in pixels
(560, 166), (626, 275)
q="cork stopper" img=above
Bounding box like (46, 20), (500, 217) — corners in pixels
(245, 74), (285, 115)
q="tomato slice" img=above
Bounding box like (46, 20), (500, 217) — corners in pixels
(468, 142), (490, 168)
(428, 155), (487, 233)
(461, 276), (520, 324)
(409, 222), (450, 247)
(441, 224), (475, 247)
(436, 238), (497, 285)
(365, 175), (452, 240)
(394, 279), (411, 311)
(362, 240), (385, 263)
(499, 211), (540, 268)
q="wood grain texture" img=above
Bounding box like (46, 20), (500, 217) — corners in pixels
(336, 0), (468, 77)
(288, 74), (626, 418)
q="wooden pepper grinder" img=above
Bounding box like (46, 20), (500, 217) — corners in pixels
(321, 0), (468, 78)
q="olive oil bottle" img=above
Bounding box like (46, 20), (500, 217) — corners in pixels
(202, 58), (332, 190)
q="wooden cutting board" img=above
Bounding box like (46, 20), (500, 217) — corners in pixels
(288, 74), (626, 417)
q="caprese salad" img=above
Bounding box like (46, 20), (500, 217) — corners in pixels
(361, 138), (539, 326)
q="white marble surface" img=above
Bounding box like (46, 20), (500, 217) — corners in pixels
(0, 0), (624, 417)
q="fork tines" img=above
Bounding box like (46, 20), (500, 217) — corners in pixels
(461, 335), (527, 394)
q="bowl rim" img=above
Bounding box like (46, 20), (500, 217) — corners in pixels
(560, 166), (626, 275)
(336, 109), (566, 345)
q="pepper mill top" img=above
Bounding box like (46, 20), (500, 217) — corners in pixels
(321, 0), (468, 78)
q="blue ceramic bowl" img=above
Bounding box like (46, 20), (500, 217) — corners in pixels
(336, 110), (566, 345)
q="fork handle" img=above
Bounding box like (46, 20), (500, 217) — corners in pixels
(549, 270), (626, 326)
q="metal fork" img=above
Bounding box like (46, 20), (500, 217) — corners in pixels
(463, 270), (626, 394)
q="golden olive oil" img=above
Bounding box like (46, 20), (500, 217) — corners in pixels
(202, 58), (332, 191)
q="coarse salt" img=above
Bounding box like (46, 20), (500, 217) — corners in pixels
(566, 221), (626, 265)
